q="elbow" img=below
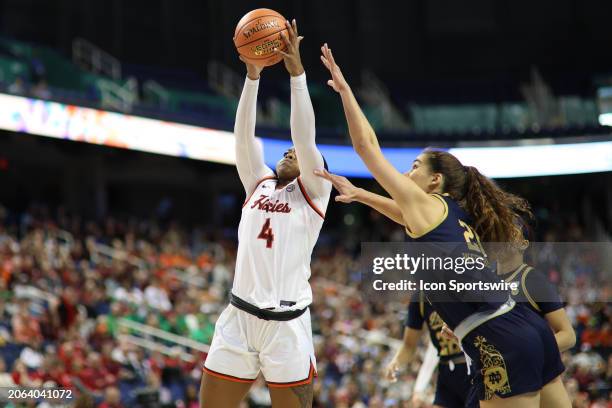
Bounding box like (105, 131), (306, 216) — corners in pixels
(353, 131), (377, 156)
(354, 140), (374, 157)
(558, 328), (576, 352)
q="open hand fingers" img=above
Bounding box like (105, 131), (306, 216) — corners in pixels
(324, 43), (337, 66)
(320, 54), (331, 70)
(313, 168), (335, 182)
(284, 20), (302, 50)
(285, 20), (295, 41)
(292, 19), (298, 37)
(279, 31), (293, 53)
(335, 195), (351, 203)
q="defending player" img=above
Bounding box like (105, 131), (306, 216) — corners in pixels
(199, 20), (331, 408)
(495, 240), (576, 353)
(384, 291), (471, 408)
(318, 44), (571, 407)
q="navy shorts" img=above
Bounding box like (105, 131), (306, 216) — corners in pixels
(462, 304), (565, 401)
(465, 376), (480, 408)
(433, 361), (472, 408)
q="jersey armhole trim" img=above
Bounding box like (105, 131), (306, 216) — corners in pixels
(521, 266), (542, 312)
(297, 177), (325, 219)
(242, 176), (277, 208)
(405, 194), (449, 239)
(502, 263), (528, 283)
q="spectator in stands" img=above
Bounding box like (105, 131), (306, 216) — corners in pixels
(0, 356), (15, 387)
(11, 359), (42, 387)
(58, 286), (80, 329)
(11, 299), (43, 345)
(18, 336), (44, 369)
(98, 386), (123, 408)
(74, 393), (96, 408)
(144, 276), (172, 311)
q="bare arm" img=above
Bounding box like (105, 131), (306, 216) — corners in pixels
(320, 44), (443, 226)
(234, 60), (274, 195)
(314, 169), (404, 225)
(545, 308), (576, 352)
(356, 189), (405, 226)
(384, 327), (422, 381)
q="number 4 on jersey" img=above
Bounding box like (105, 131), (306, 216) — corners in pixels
(258, 218), (274, 248)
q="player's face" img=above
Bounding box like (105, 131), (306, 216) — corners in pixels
(276, 147), (300, 180)
(406, 154), (437, 192)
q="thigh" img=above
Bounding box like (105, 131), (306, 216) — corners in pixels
(540, 375), (571, 408)
(260, 310), (316, 387)
(204, 305), (260, 382)
(479, 391), (540, 408)
(269, 382), (313, 408)
(199, 371), (253, 408)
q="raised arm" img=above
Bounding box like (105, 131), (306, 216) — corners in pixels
(234, 58), (274, 195)
(320, 44), (442, 220)
(279, 20), (331, 200)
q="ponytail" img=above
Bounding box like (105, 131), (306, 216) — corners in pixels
(423, 150), (532, 248)
(461, 166), (532, 244)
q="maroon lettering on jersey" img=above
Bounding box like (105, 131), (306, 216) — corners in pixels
(250, 195), (291, 213)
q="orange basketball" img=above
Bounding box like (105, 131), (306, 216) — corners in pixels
(234, 8), (288, 67)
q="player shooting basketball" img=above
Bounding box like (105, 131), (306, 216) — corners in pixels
(200, 19), (331, 408)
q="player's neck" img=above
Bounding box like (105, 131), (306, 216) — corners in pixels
(496, 254), (525, 275)
(276, 178), (294, 190)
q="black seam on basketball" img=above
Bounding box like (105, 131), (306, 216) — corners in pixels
(236, 27), (288, 49)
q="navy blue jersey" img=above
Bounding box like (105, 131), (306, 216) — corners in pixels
(406, 194), (508, 329)
(500, 264), (563, 316)
(405, 292), (463, 361)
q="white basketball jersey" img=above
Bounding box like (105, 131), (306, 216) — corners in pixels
(233, 176), (326, 311)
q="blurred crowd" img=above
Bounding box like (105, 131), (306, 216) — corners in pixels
(0, 203), (610, 408)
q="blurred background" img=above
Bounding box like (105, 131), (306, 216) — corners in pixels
(0, 1), (610, 407)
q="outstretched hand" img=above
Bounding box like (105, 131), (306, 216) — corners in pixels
(314, 169), (361, 203)
(276, 19), (304, 77)
(383, 358), (400, 382)
(239, 55), (264, 80)
(320, 43), (349, 93)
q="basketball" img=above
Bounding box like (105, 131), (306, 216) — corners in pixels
(234, 8), (288, 67)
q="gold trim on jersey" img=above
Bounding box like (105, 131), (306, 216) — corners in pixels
(503, 263), (528, 296)
(405, 193), (449, 239)
(520, 266), (541, 312)
(502, 263), (528, 284)
(474, 335), (511, 399)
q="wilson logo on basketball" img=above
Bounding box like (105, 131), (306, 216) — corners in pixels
(242, 20), (281, 39)
(251, 195), (291, 213)
(252, 38), (281, 56)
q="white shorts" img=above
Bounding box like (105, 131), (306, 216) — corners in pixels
(203, 304), (317, 388)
